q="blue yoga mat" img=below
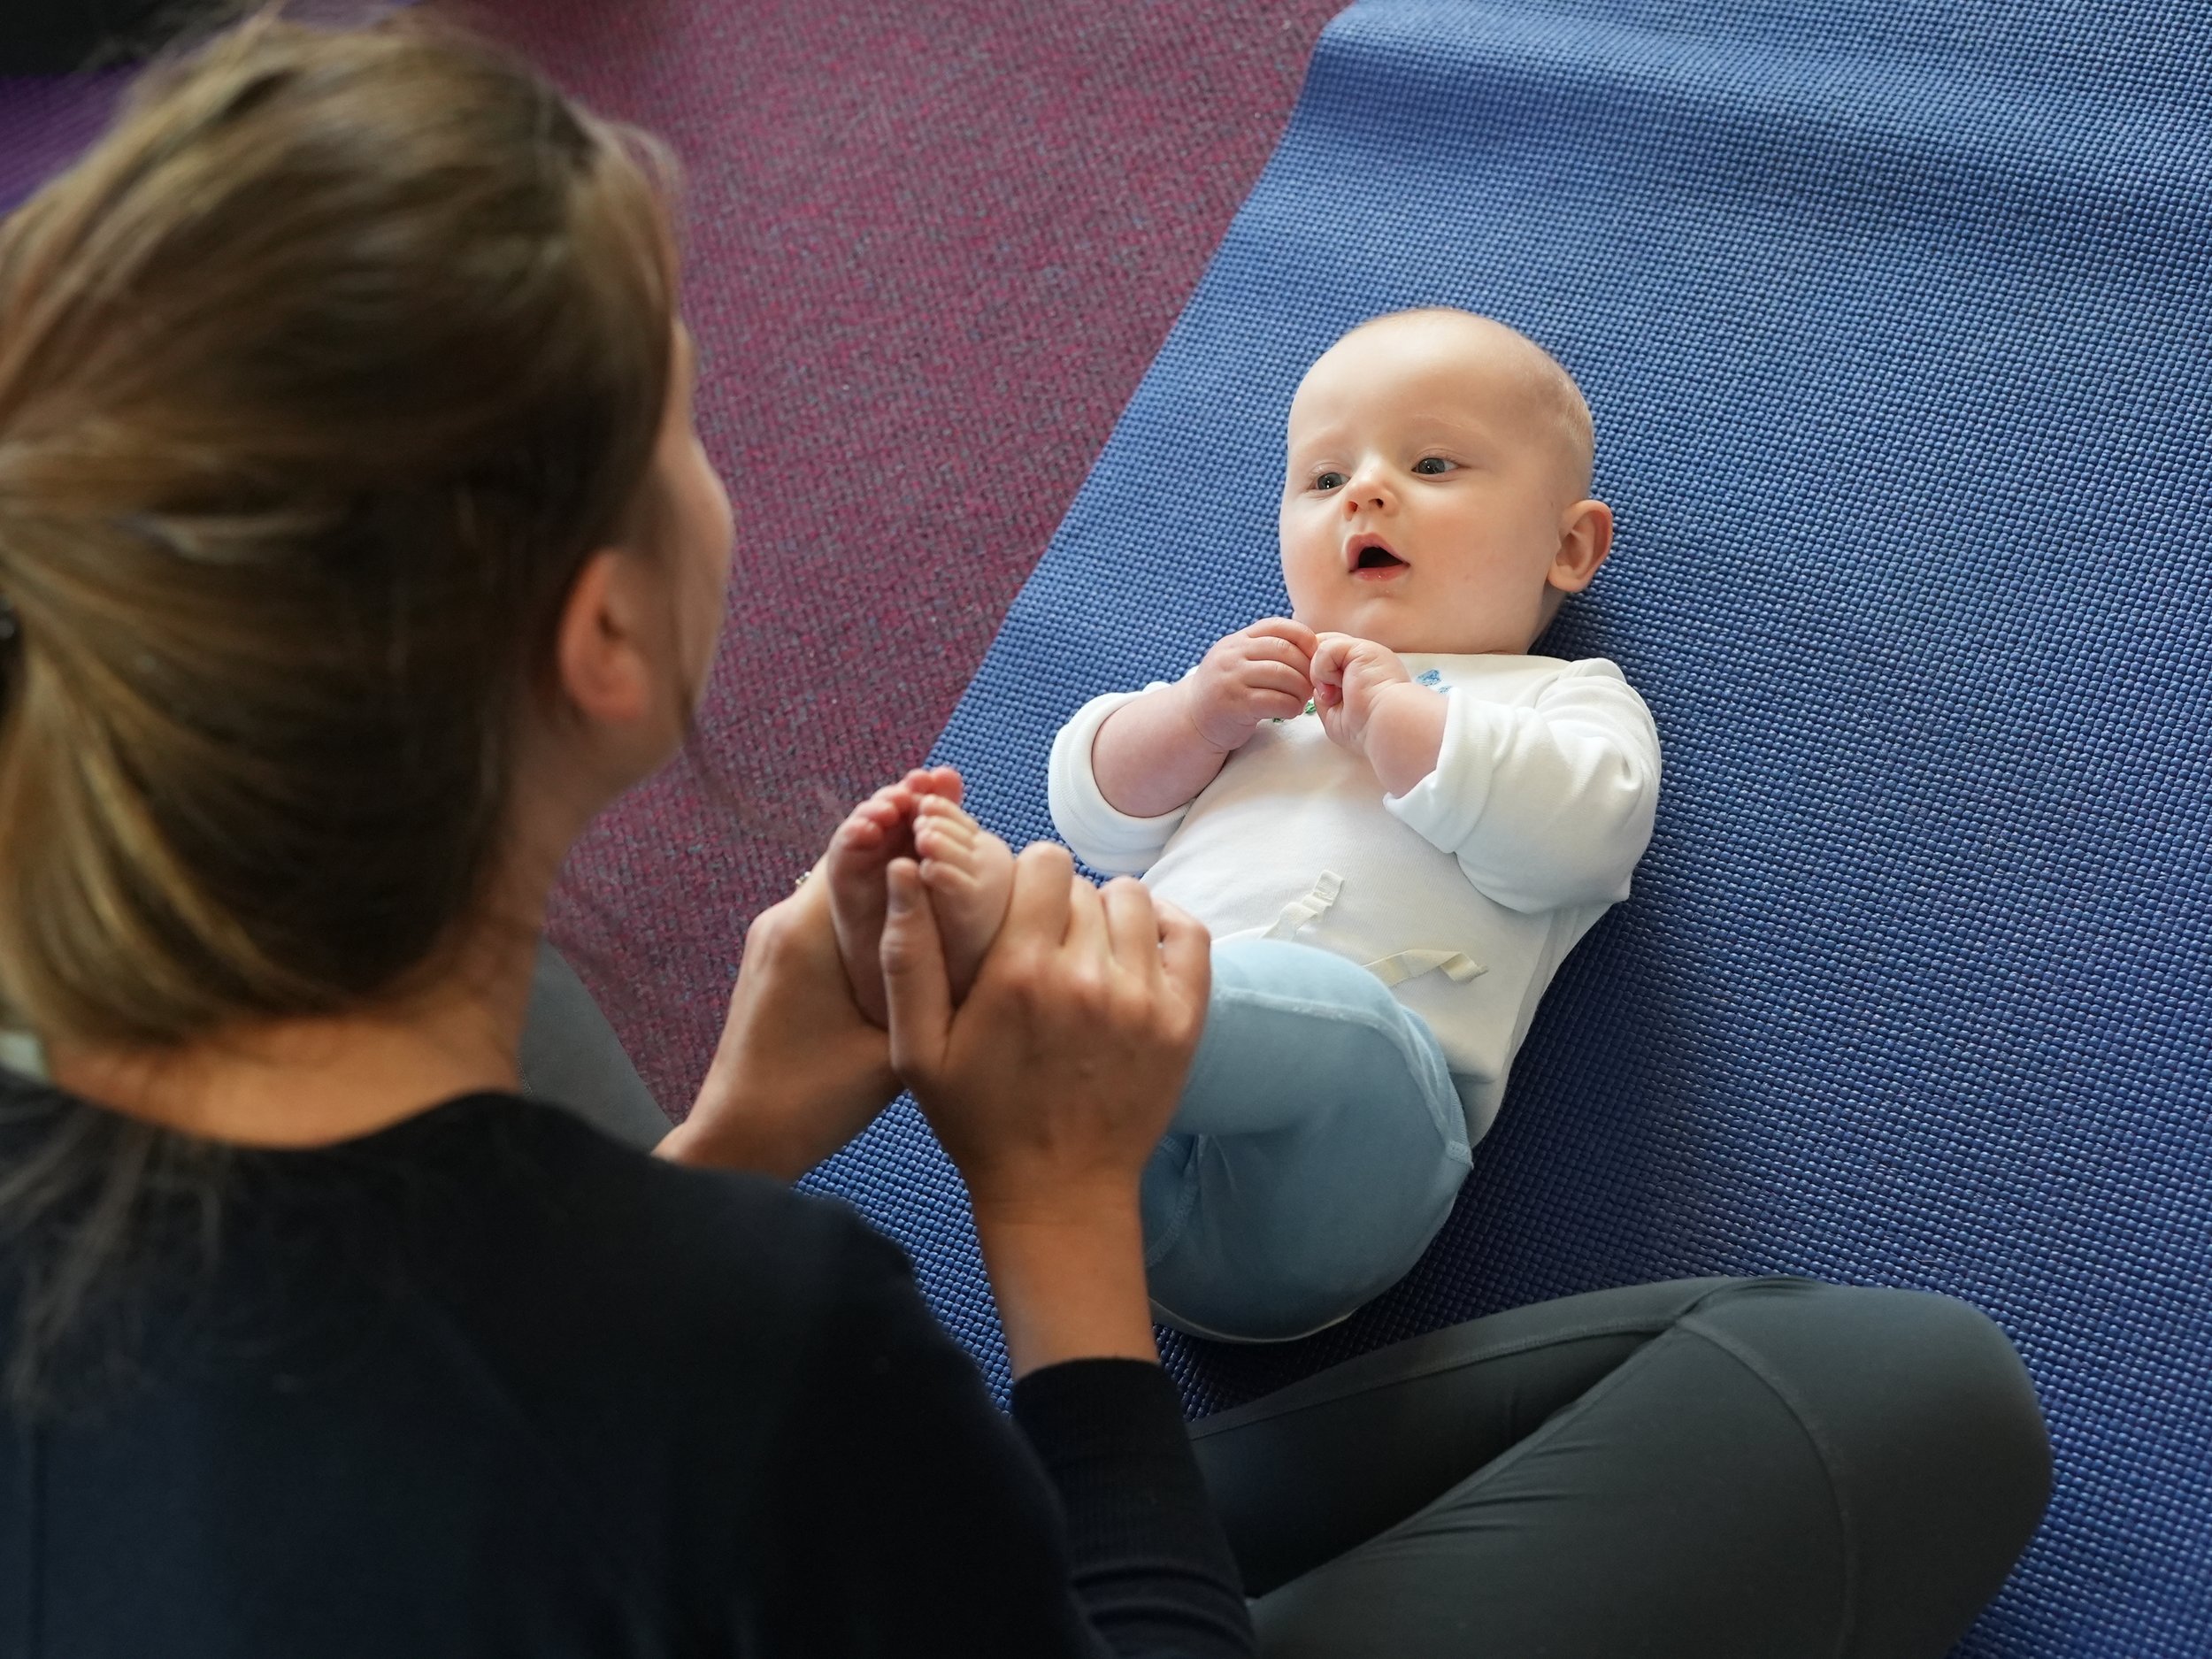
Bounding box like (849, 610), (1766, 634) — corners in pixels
(802, 4), (2212, 1651)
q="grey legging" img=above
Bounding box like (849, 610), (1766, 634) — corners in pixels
(525, 941), (2051, 1657)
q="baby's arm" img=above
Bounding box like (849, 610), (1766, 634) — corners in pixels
(1089, 618), (1318, 818)
(1388, 662), (1662, 914)
(1088, 687), (1238, 819)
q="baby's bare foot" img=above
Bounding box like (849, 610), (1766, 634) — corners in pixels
(913, 795), (1016, 1002)
(825, 768), (965, 1026)
(826, 787), (910, 1027)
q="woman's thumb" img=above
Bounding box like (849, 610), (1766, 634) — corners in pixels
(880, 858), (952, 1077)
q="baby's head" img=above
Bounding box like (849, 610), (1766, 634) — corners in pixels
(1279, 308), (1611, 655)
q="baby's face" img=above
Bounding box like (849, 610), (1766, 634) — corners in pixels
(1279, 314), (1592, 655)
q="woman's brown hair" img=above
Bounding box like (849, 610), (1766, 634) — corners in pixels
(0, 9), (680, 1049)
(0, 11), (680, 1405)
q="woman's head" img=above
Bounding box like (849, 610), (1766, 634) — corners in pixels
(0, 14), (729, 1054)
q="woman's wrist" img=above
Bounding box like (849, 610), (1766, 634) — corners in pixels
(659, 1047), (899, 1180)
(655, 1103), (810, 1180)
(973, 1191), (1160, 1378)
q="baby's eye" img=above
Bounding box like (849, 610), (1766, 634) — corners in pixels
(1411, 456), (1456, 476)
(1311, 470), (1348, 491)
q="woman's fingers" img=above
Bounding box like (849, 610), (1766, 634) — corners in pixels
(896, 848), (1213, 1237)
(1100, 877), (1161, 976)
(880, 858), (953, 1079)
(999, 840), (1076, 952)
(1063, 869), (1108, 959)
(1156, 898), (1212, 1028)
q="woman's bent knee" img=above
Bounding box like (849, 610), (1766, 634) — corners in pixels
(1689, 1279), (2051, 1654)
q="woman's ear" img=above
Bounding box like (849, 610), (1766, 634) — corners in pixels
(1548, 499), (1616, 595)
(554, 548), (656, 729)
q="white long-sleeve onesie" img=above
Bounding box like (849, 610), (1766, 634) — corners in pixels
(1048, 652), (1662, 1144)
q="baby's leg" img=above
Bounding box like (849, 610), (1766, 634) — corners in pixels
(1140, 938), (1473, 1342)
(825, 767), (963, 1026)
(910, 795), (1016, 1002)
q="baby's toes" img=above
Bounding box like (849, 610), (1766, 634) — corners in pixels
(826, 810), (888, 885)
(933, 869), (1013, 1002)
(914, 791), (979, 826)
(914, 817), (977, 865)
(828, 803), (885, 858)
(919, 853), (979, 895)
(902, 765), (964, 806)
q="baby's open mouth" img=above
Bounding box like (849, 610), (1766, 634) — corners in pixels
(1347, 534), (1409, 577)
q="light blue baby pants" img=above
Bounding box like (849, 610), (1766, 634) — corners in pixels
(1140, 936), (1472, 1343)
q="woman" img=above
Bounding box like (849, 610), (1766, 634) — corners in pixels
(0, 16), (2048, 1656)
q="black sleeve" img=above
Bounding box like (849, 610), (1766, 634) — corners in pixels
(759, 1214), (1253, 1659)
(1011, 1359), (1255, 1657)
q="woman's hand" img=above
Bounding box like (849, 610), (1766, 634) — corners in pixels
(657, 871), (902, 1180)
(880, 841), (1210, 1373)
(884, 841), (1207, 1220)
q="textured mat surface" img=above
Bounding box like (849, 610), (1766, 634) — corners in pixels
(803, 4), (2212, 1654)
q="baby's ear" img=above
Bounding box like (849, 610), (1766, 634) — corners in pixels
(1548, 499), (1615, 595)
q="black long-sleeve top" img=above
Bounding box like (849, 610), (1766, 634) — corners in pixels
(0, 1086), (1256, 1656)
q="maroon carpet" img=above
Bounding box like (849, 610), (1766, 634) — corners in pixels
(0, 2), (1343, 1111)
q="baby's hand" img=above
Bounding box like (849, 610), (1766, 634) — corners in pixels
(1179, 618), (1320, 754)
(1310, 633), (1412, 753)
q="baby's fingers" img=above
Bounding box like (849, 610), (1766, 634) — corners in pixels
(1309, 634), (1354, 686)
(1237, 632), (1317, 675)
(1243, 688), (1309, 726)
(1237, 660), (1311, 703)
(1245, 616), (1321, 659)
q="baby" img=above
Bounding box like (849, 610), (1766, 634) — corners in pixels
(828, 308), (1661, 1341)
